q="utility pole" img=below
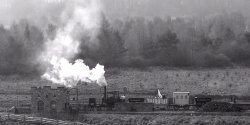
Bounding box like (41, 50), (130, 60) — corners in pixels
(16, 81), (19, 108)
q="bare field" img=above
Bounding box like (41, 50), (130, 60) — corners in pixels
(106, 67), (250, 96)
(0, 67), (250, 96)
(78, 114), (250, 125)
(2, 114), (250, 125)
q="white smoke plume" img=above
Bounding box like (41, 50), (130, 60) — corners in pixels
(42, 0), (107, 87)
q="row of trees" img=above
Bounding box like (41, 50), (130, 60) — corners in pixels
(0, 12), (250, 75)
(0, 20), (44, 75)
(80, 12), (250, 68)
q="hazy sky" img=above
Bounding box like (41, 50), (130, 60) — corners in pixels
(102, 0), (250, 18)
(1, 0), (250, 27)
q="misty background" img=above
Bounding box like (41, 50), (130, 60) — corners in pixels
(1, 0), (250, 75)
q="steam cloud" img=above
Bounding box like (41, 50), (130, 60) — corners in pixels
(41, 0), (107, 87)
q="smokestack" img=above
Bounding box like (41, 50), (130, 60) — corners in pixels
(103, 86), (107, 104)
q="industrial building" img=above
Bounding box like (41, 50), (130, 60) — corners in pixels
(30, 86), (70, 117)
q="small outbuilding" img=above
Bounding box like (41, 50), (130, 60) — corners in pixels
(173, 92), (190, 105)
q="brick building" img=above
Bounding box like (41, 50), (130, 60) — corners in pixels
(31, 86), (70, 117)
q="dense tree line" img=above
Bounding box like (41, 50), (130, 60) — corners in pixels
(82, 12), (250, 68)
(0, 20), (45, 75)
(1, 12), (250, 75)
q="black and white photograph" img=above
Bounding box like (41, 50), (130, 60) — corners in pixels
(1, 0), (250, 124)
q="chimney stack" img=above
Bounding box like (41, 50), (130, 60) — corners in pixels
(103, 86), (107, 104)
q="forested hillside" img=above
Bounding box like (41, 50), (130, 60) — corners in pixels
(1, 12), (250, 75)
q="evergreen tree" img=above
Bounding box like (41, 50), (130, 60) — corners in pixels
(96, 15), (126, 66)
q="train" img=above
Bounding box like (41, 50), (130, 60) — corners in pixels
(68, 86), (250, 113)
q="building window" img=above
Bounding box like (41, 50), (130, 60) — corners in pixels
(64, 103), (69, 109)
(51, 101), (56, 110)
(123, 87), (128, 93)
(37, 101), (44, 112)
(185, 95), (187, 99)
(176, 96), (178, 99)
(180, 95), (183, 99)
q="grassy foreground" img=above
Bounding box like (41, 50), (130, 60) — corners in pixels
(77, 114), (250, 125)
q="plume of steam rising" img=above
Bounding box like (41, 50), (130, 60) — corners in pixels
(42, 57), (107, 87)
(42, 0), (107, 87)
